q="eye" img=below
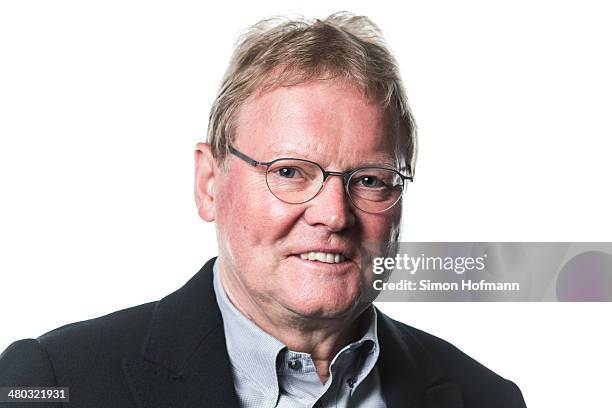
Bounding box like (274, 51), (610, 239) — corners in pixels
(358, 176), (384, 188)
(277, 167), (298, 178)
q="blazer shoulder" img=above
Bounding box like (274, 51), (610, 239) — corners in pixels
(386, 315), (503, 378)
(1, 300), (158, 386)
(37, 300), (157, 355)
(382, 313), (526, 407)
(0, 338), (58, 386)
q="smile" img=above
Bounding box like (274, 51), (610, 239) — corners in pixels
(298, 252), (346, 264)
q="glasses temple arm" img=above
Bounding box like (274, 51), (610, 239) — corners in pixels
(229, 145), (261, 166)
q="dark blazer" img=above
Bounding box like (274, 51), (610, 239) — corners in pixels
(0, 258), (526, 407)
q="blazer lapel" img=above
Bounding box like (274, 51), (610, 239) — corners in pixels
(377, 310), (463, 408)
(122, 258), (240, 408)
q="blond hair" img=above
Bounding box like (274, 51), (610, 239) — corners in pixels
(207, 12), (417, 174)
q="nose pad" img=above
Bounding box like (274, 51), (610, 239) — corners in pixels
(318, 172), (351, 199)
(318, 173), (350, 204)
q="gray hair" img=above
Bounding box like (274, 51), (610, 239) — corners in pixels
(207, 12), (417, 175)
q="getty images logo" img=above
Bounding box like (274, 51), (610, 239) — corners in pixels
(372, 253), (488, 275)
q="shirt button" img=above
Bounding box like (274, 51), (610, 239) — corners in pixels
(288, 359), (302, 370)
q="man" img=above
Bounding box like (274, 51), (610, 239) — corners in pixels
(0, 13), (526, 407)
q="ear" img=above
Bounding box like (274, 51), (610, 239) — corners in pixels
(194, 142), (217, 222)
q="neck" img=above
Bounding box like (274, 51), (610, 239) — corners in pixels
(219, 263), (368, 383)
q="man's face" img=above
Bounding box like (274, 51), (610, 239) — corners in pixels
(209, 79), (402, 321)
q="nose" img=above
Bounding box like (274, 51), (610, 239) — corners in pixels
(303, 175), (356, 232)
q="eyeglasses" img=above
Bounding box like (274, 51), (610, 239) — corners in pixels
(228, 145), (413, 213)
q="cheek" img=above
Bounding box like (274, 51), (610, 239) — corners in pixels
(215, 171), (303, 254)
(358, 209), (401, 243)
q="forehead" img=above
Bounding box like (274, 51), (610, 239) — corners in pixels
(234, 80), (397, 168)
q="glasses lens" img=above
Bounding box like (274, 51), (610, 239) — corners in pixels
(348, 168), (405, 213)
(265, 159), (323, 204)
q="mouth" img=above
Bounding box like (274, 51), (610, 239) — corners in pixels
(287, 250), (356, 276)
(297, 251), (347, 264)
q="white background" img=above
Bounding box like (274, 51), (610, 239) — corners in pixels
(1, 1), (611, 406)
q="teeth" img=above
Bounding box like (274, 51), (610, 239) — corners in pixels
(298, 251), (346, 264)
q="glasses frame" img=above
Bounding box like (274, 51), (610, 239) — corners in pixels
(228, 145), (413, 213)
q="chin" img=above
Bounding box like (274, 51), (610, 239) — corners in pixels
(290, 305), (355, 320)
(282, 289), (362, 320)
